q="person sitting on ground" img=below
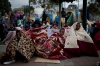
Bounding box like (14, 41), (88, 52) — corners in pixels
(64, 22), (98, 58)
(0, 30), (35, 64)
(51, 24), (59, 33)
(36, 28), (67, 60)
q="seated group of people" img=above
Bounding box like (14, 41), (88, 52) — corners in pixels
(0, 21), (99, 65)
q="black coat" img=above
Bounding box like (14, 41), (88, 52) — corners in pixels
(0, 24), (5, 41)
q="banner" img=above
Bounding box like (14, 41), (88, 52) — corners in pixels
(67, 13), (73, 26)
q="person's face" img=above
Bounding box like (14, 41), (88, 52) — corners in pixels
(35, 24), (39, 28)
(76, 23), (81, 30)
(60, 29), (65, 36)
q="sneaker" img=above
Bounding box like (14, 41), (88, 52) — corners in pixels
(3, 60), (15, 65)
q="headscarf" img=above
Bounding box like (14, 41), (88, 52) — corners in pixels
(73, 22), (93, 43)
(64, 22), (93, 48)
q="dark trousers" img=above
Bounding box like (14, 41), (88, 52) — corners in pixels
(15, 50), (27, 61)
(0, 32), (5, 41)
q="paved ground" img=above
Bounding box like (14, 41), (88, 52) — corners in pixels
(0, 45), (99, 66)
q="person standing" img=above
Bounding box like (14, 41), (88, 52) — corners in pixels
(42, 10), (47, 24)
(61, 8), (66, 18)
(61, 8), (67, 26)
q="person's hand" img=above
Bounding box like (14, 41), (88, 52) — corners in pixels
(60, 49), (64, 55)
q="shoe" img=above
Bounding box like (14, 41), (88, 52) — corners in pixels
(3, 60), (15, 65)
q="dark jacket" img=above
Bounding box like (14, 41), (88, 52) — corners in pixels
(61, 11), (66, 18)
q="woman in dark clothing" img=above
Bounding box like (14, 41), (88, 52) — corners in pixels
(0, 22), (5, 41)
(90, 23), (100, 39)
(0, 30), (35, 64)
(42, 11), (47, 24)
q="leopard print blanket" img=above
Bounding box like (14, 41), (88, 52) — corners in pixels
(0, 31), (35, 62)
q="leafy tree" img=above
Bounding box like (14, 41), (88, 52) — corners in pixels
(23, 5), (34, 13)
(88, 1), (100, 15)
(0, 0), (11, 15)
(30, 0), (36, 4)
(41, 3), (51, 9)
(87, 3), (98, 14)
(38, 0), (42, 4)
(46, 4), (51, 9)
(41, 4), (46, 8)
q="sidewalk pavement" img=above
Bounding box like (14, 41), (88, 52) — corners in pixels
(0, 45), (99, 66)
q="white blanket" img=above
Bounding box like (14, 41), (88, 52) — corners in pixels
(64, 22), (93, 48)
